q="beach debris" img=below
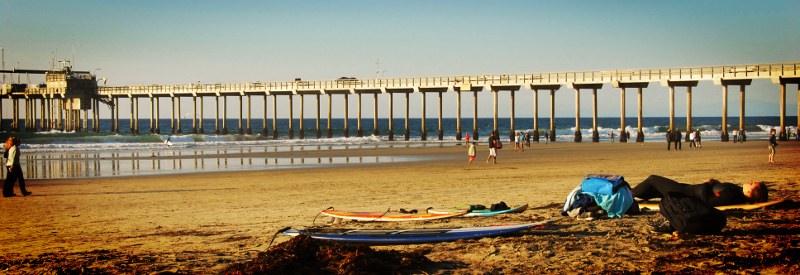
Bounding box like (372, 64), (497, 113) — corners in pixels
(220, 235), (431, 274)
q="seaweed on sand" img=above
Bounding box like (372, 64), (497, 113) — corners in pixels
(221, 235), (431, 274)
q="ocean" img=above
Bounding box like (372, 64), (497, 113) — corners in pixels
(2, 116), (796, 179)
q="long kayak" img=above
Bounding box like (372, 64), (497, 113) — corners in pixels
(283, 220), (551, 245)
(320, 209), (469, 222)
(427, 204), (528, 217)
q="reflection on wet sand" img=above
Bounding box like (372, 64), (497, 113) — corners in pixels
(23, 146), (425, 179)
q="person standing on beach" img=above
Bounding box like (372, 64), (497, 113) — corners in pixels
(468, 141), (476, 164)
(486, 131), (498, 164)
(769, 128), (778, 163)
(695, 129), (702, 148)
(465, 133), (470, 148)
(673, 129), (682, 151)
(525, 132), (531, 147)
(3, 136), (31, 197)
(666, 129), (673, 151)
(733, 129), (739, 143)
(689, 131), (696, 148)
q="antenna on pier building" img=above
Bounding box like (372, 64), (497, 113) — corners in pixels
(375, 59), (387, 79)
(1, 46), (5, 83)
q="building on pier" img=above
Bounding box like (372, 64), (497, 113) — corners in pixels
(1, 62), (104, 132)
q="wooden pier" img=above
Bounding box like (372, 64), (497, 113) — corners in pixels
(2, 62), (799, 142)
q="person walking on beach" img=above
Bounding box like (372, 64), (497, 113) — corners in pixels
(733, 129), (739, 143)
(486, 131), (498, 164)
(468, 141), (476, 164)
(3, 136), (31, 197)
(465, 133), (470, 148)
(769, 128), (778, 163)
(695, 129), (702, 148)
(525, 132), (531, 147)
(610, 131), (615, 142)
(666, 129), (673, 151)
(673, 129), (682, 151)
(515, 132), (524, 152)
(689, 131), (696, 148)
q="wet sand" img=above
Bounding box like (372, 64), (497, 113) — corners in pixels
(1, 140), (799, 273)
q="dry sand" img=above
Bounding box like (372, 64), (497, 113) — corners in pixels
(1, 140), (799, 273)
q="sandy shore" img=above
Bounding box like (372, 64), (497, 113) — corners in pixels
(1, 140), (799, 273)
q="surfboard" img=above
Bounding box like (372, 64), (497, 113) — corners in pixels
(283, 220), (551, 245)
(320, 209), (469, 222)
(427, 204), (528, 217)
(638, 199), (787, 211)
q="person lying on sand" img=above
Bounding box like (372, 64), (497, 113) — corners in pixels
(632, 175), (768, 206)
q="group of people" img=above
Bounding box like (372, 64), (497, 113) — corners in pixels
(3, 135), (30, 197)
(467, 131), (538, 165)
(732, 129), (747, 143)
(666, 128), (703, 150)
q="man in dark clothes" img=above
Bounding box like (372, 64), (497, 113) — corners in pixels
(673, 129), (682, 151)
(666, 129), (672, 151)
(632, 175), (768, 206)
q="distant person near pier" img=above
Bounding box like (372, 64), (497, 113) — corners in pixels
(769, 129), (778, 163)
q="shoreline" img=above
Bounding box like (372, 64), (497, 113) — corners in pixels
(1, 141), (799, 273)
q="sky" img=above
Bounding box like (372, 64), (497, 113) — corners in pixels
(1, 0), (799, 119)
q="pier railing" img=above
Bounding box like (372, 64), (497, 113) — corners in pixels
(92, 62), (800, 97)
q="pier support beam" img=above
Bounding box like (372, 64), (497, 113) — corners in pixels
(155, 97), (160, 134)
(388, 90), (394, 140)
(134, 97), (140, 134)
(454, 85), (483, 141)
(246, 94), (252, 135)
(613, 82), (649, 142)
(386, 88), (414, 141)
(421, 91), (427, 140)
(324, 89), (350, 138)
(715, 79), (752, 142)
(223, 95), (229, 135)
(357, 92), (363, 137)
(490, 85), (521, 141)
(531, 85), (561, 142)
(288, 94), (293, 139)
(170, 97), (175, 134)
(438, 91), (443, 140)
(150, 97), (155, 133)
(272, 94), (278, 138)
(214, 95), (220, 134)
(214, 95), (221, 135)
(316, 94), (321, 139)
(114, 98), (119, 133)
(192, 96), (197, 134)
(419, 87), (448, 141)
(404, 92), (410, 140)
(262, 94), (268, 136)
(569, 83), (602, 142)
(326, 93), (333, 138)
(177, 96), (184, 134)
(374, 93), (379, 137)
(198, 96), (204, 134)
(236, 94), (242, 135)
(298, 94), (304, 139)
(353, 89), (383, 137)
(344, 93), (350, 138)
(661, 80), (699, 136)
(771, 77), (800, 140)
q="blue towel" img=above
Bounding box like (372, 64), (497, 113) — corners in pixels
(581, 175), (626, 195)
(583, 187), (634, 218)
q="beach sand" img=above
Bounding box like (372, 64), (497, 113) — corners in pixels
(1, 141), (799, 273)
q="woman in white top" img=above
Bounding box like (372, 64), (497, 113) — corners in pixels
(3, 136), (31, 197)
